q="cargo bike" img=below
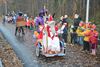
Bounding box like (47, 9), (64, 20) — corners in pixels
(35, 21), (66, 57)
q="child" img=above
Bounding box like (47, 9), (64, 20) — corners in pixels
(89, 24), (98, 56)
(82, 23), (91, 52)
(76, 22), (85, 46)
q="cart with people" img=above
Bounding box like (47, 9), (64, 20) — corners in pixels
(34, 21), (66, 57)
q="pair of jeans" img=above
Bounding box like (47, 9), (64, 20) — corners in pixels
(77, 36), (84, 46)
(71, 33), (77, 44)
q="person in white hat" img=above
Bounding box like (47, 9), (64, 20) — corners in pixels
(62, 15), (68, 24)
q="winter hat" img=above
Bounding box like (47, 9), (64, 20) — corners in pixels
(79, 21), (84, 26)
(60, 16), (63, 20)
(71, 25), (74, 28)
(18, 12), (23, 16)
(91, 24), (96, 29)
(64, 15), (68, 18)
(85, 22), (91, 28)
(74, 14), (79, 18)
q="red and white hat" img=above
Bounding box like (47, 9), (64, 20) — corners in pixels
(91, 24), (96, 29)
(79, 21), (84, 26)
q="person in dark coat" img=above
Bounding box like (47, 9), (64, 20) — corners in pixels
(61, 23), (68, 43)
(73, 14), (82, 32)
(62, 15), (68, 25)
(62, 15), (69, 43)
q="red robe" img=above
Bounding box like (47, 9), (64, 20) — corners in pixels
(46, 25), (50, 37)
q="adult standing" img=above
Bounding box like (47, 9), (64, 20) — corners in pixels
(82, 23), (91, 52)
(2, 15), (8, 24)
(62, 15), (69, 43)
(62, 15), (68, 25)
(73, 14), (82, 32)
(15, 12), (25, 36)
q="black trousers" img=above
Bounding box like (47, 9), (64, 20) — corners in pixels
(15, 26), (25, 35)
(62, 33), (67, 43)
(71, 33), (77, 44)
(74, 26), (78, 32)
(25, 25), (30, 29)
(83, 41), (90, 51)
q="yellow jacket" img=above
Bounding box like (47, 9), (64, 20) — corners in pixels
(83, 29), (91, 41)
(76, 27), (84, 36)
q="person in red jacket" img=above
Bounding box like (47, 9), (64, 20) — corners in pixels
(26, 19), (30, 29)
(89, 24), (98, 56)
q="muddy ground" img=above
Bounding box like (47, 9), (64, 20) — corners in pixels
(0, 34), (23, 67)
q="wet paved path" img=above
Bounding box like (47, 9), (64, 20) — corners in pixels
(0, 23), (100, 67)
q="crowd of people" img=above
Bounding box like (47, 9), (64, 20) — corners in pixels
(2, 7), (99, 55)
(70, 20), (98, 56)
(57, 14), (99, 56)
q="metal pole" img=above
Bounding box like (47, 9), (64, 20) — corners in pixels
(86, 0), (90, 23)
(4, 0), (7, 15)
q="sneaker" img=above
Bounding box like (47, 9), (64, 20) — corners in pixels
(90, 53), (96, 56)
